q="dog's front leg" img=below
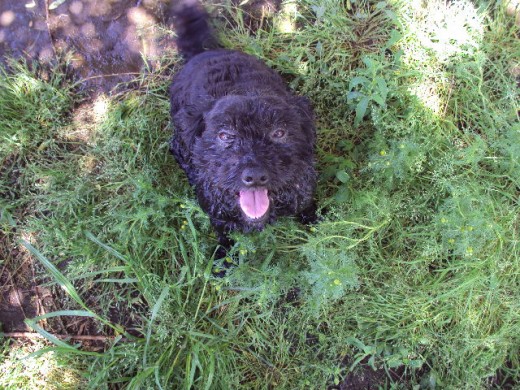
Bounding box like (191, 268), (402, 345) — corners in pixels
(214, 230), (235, 260)
(211, 225), (237, 277)
(298, 201), (320, 225)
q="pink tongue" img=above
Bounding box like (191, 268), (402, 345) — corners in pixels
(239, 189), (269, 219)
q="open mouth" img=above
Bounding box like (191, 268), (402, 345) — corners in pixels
(238, 188), (270, 220)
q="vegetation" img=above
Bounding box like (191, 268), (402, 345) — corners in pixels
(1, 0), (519, 388)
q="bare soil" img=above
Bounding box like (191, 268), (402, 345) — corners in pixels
(0, 0), (177, 93)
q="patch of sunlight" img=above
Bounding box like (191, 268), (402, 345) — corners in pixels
(0, 11), (16, 27)
(79, 154), (99, 175)
(403, 0), (484, 63)
(506, 0), (520, 25)
(398, 0), (484, 116)
(275, 2), (298, 34)
(59, 96), (108, 144)
(298, 61), (309, 75)
(93, 94), (110, 121)
(409, 75), (450, 115)
(0, 341), (85, 389)
(20, 231), (36, 247)
(14, 74), (41, 96)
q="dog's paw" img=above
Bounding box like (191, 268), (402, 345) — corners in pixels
(212, 254), (238, 277)
(298, 201), (324, 225)
(212, 239), (239, 277)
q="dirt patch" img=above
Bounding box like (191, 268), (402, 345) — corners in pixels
(0, 0), (54, 62)
(0, 0), (286, 94)
(0, 233), (94, 339)
(0, 233), (39, 333)
(0, 0), (177, 94)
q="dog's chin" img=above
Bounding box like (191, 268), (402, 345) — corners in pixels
(242, 213), (270, 227)
(237, 188), (270, 224)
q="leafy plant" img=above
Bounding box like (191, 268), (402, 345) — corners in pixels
(347, 30), (402, 126)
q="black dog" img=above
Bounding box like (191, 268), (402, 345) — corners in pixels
(169, 2), (317, 253)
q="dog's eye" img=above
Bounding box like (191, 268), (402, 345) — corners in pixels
(218, 131), (235, 142)
(271, 129), (286, 139)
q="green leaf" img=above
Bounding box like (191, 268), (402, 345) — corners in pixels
(143, 286), (170, 366)
(311, 5), (326, 20)
(204, 353), (216, 390)
(346, 336), (367, 351)
(372, 94), (386, 107)
(24, 314), (103, 357)
(387, 358), (404, 368)
(347, 91), (363, 102)
(21, 240), (88, 311)
(386, 29), (402, 48)
(334, 187), (350, 202)
(316, 41), (324, 57)
(409, 359), (424, 368)
(85, 231), (127, 262)
(375, 77), (389, 98)
(336, 170), (350, 183)
(354, 97), (369, 126)
(349, 76), (369, 91)
(29, 310), (99, 321)
(362, 56), (375, 70)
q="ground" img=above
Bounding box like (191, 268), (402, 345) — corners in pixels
(0, 0), (178, 93)
(1, 0), (519, 388)
(0, 0), (179, 342)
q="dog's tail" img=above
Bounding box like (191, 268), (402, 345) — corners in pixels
(173, 1), (218, 60)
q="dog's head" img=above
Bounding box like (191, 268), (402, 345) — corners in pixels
(190, 95), (316, 227)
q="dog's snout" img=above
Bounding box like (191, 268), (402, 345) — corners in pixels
(241, 167), (269, 187)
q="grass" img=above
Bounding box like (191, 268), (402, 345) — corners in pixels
(1, 0), (519, 388)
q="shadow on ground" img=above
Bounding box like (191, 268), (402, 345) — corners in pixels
(0, 0), (177, 93)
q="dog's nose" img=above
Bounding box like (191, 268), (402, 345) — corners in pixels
(241, 167), (269, 187)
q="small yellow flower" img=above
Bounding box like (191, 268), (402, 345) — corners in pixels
(440, 217), (447, 223)
(333, 279), (342, 286)
(467, 226), (474, 231)
(215, 285), (221, 291)
(225, 256), (233, 264)
(466, 247), (473, 255)
(448, 239), (455, 244)
(239, 249), (247, 255)
(380, 150), (387, 156)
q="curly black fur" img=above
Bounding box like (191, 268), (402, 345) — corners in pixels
(169, 2), (317, 249)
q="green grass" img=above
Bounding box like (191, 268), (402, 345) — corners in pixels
(1, 0), (519, 388)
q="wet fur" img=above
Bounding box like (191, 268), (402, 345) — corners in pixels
(169, 3), (317, 249)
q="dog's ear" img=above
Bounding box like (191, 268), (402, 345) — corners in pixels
(174, 99), (216, 140)
(292, 96), (316, 144)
